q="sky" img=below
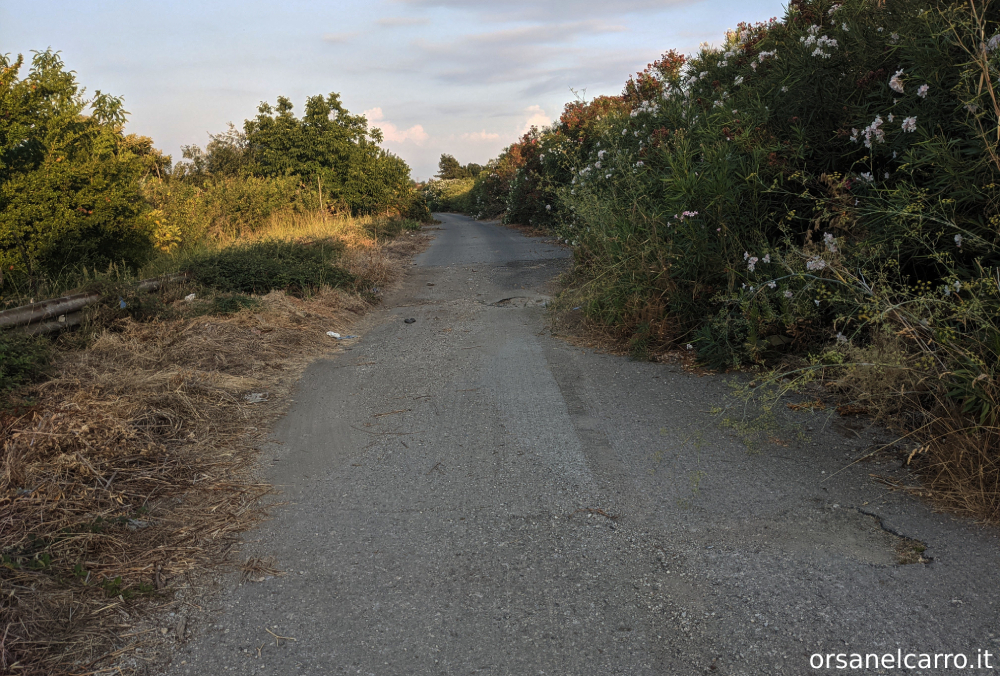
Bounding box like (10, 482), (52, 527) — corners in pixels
(1, 0), (787, 181)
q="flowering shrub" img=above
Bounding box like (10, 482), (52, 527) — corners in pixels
(462, 0), (1000, 519)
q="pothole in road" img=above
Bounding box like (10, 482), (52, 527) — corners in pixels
(487, 296), (550, 308)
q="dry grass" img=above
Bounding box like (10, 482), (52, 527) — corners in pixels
(892, 416), (1000, 524)
(221, 211), (378, 250)
(0, 223), (431, 675)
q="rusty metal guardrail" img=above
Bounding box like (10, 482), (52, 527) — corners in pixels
(0, 273), (189, 335)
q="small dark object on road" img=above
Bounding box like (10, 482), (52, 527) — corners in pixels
(404, 318), (416, 324)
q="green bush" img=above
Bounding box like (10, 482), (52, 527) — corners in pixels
(398, 190), (434, 222)
(421, 178), (475, 212)
(142, 175), (310, 248)
(0, 51), (163, 281)
(0, 333), (52, 392)
(185, 240), (353, 297)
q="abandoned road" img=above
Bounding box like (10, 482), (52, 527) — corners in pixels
(166, 213), (999, 675)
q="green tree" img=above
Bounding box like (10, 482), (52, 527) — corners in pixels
(241, 93), (410, 214)
(436, 154), (468, 180)
(0, 50), (157, 280)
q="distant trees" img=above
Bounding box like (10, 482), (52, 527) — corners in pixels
(435, 154), (483, 180)
(174, 94), (413, 215)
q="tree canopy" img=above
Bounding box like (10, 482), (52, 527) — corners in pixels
(0, 50), (166, 277)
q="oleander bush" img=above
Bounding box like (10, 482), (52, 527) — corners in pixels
(465, 0), (1000, 520)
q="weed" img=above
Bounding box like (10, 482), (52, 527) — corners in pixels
(209, 294), (261, 316)
(0, 333), (52, 393)
(185, 239), (353, 297)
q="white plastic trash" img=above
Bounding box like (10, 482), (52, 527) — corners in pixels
(184, 293), (196, 302)
(327, 331), (341, 338)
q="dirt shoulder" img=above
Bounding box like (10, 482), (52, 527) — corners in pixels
(0, 230), (432, 676)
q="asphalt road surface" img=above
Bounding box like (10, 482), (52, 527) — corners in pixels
(166, 213), (1000, 676)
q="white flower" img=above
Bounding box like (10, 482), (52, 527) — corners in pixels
(686, 344), (694, 350)
(889, 69), (905, 94)
(747, 256), (759, 272)
(859, 172), (874, 183)
(781, 85), (789, 92)
(767, 280), (777, 289)
(887, 113), (894, 122)
(823, 232), (837, 253)
(743, 251), (750, 260)
(901, 116), (917, 132)
(763, 254), (771, 263)
(605, 173), (612, 178)
(890, 32), (900, 43)
(917, 84), (929, 98)
(598, 149), (606, 159)
(841, 22), (849, 31)
(734, 75), (744, 85)
(836, 332), (847, 343)
(806, 257), (828, 271)
(545, 204), (551, 211)
(953, 280), (962, 292)
(988, 35), (1000, 52)
(861, 115), (885, 147)
(815, 299), (821, 306)
(784, 290), (794, 299)
(636, 161), (644, 167)
(955, 234), (963, 248)
(812, 48), (831, 58)
(719, 60), (728, 68)
(595, 161), (602, 169)
(828, 4), (841, 14)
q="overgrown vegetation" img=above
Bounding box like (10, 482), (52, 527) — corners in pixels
(465, 0), (1000, 522)
(0, 50), (431, 674)
(0, 333), (51, 393)
(185, 240), (352, 297)
(1, 50), (430, 303)
(421, 177), (475, 212)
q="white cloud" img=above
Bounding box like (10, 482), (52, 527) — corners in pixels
(365, 107), (428, 144)
(521, 105), (551, 133)
(461, 130), (501, 141)
(383, 123), (429, 143)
